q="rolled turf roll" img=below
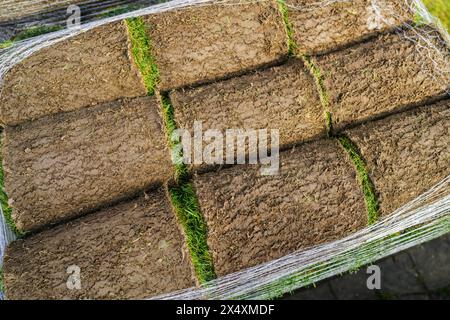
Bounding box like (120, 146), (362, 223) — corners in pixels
(141, 0), (288, 91)
(193, 139), (367, 276)
(2, 187), (196, 299)
(345, 99), (450, 217)
(0, 21), (147, 126)
(313, 26), (449, 131)
(286, 0), (413, 55)
(2, 96), (172, 232)
(170, 58), (325, 169)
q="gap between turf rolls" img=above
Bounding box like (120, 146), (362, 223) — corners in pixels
(125, 17), (216, 283)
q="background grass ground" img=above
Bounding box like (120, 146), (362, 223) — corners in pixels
(0, 25), (62, 49)
(423, 0), (450, 31)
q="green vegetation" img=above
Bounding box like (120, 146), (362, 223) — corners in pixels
(125, 16), (215, 284)
(423, 0), (450, 31)
(99, 4), (146, 18)
(169, 182), (216, 283)
(0, 40), (13, 50)
(14, 25), (63, 41)
(301, 55), (332, 135)
(375, 290), (395, 300)
(338, 135), (379, 225)
(277, 0), (297, 55)
(125, 17), (159, 95)
(160, 94), (189, 181)
(261, 262), (327, 300)
(0, 25), (63, 49)
(160, 94), (215, 283)
(0, 135), (24, 237)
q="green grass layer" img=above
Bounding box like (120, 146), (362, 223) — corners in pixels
(338, 135), (379, 225)
(125, 17), (159, 95)
(169, 182), (216, 284)
(301, 55), (333, 135)
(160, 94), (189, 181)
(277, 0), (297, 55)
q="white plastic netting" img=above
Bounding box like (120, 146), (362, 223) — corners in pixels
(0, 0), (153, 22)
(0, 208), (15, 269)
(153, 176), (450, 299)
(0, 0), (449, 300)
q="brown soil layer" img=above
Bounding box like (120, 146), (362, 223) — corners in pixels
(345, 99), (450, 217)
(143, 0), (287, 91)
(194, 140), (367, 276)
(0, 21), (146, 126)
(315, 27), (449, 131)
(2, 96), (172, 232)
(2, 188), (195, 299)
(287, 0), (412, 55)
(170, 58), (325, 167)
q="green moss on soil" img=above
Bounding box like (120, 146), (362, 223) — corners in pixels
(125, 17), (159, 95)
(169, 182), (216, 284)
(277, 0), (297, 55)
(337, 135), (379, 225)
